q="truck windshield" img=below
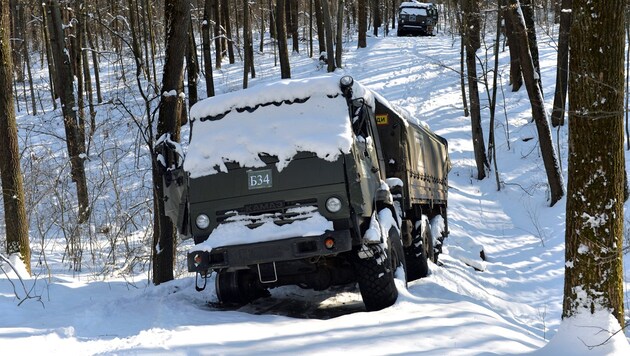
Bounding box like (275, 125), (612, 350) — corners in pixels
(400, 7), (428, 16)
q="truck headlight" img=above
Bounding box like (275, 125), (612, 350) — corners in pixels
(325, 197), (342, 213)
(196, 214), (210, 229)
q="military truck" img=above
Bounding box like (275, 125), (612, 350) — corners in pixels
(157, 75), (450, 311)
(397, 1), (438, 36)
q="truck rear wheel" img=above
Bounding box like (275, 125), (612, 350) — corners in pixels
(352, 226), (405, 311)
(404, 219), (434, 281)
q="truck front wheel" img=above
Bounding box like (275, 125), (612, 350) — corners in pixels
(352, 226), (405, 311)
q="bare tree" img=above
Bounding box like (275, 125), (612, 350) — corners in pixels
(372, 0), (381, 36)
(202, 0), (215, 97)
(152, 0), (190, 285)
(335, 0), (344, 68)
(314, 0), (327, 54)
(462, 0), (488, 180)
(321, 0), (335, 72)
(243, 0), (252, 88)
(213, 0), (222, 69)
(276, 0), (291, 78)
(551, 0), (571, 127)
(186, 17), (200, 108)
(504, 0), (564, 206)
(520, 0), (540, 86)
(221, 0), (235, 64)
(502, 0), (523, 91)
(563, 0), (626, 328)
(45, 0), (91, 223)
(0, 0), (30, 274)
(289, 0), (299, 53)
(358, 0), (367, 48)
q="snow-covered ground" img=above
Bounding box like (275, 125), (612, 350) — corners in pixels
(2, 24), (630, 354)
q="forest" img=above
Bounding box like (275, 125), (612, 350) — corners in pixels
(0, 0), (629, 352)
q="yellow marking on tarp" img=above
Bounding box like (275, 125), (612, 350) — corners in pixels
(376, 114), (389, 125)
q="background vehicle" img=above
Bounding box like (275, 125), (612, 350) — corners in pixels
(397, 1), (438, 36)
(158, 75), (450, 311)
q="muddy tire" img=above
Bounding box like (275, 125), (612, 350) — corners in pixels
(404, 218), (434, 281)
(352, 226), (405, 312)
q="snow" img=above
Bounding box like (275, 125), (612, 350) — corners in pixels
(195, 210), (333, 251)
(532, 310), (630, 355)
(184, 75), (364, 178)
(2, 17), (630, 355)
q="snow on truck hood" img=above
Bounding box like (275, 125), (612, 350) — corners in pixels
(184, 75), (375, 178)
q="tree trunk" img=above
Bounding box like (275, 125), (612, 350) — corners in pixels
(46, 0), (91, 223)
(335, 0), (344, 68)
(261, 3), (267, 53)
(391, 0), (396, 29)
(314, 0), (326, 54)
(221, 0), (235, 64)
(520, 0), (540, 86)
(23, 24), (36, 116)
(269, 0), (276, 39)
(321, 0), (335, 72)
(504, 0), (564, 206)
(72, 3), (86, 154)
(187, 17), (199, 108)
(502, 0), (523, 91)
(563, 0), (625, 329)
(309, 0), (313, 57)
(145, 0), (159, 93)
(489, 0), (502, 191)
(358, 0), (367, 48)
(0, 0), (30, 274)
(40, 2), (57, 109)
(372, 0), (381, 37)
(212, 0), (222, 69)
(80, 1), (95, 147)
(202, 0), (215, 96)
(551, 0), (571, 127)
(153, 0), (189, 285)
(9, 0), (24, 82)
(243, 0), (251, 88)
(290, 0), (299, 53)
(276, 0), (291, 78)
(454, 5), (469, 117)
(462, 0), (488, 180)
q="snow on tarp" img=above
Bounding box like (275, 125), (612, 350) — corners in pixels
(185, 75), (375, 178)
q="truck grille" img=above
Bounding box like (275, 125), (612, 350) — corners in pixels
(216, 198), (318, 228)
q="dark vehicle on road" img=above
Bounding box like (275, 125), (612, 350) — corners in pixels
(398, 1), (438, 36)
(158, 75), (450, 311)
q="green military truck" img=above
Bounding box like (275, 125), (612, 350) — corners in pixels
(157, 75), (450, 311)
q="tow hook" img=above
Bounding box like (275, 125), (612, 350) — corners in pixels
(195, 272), (208, 292)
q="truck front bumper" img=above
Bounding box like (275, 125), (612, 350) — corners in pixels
(187, 230), (353, 272)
